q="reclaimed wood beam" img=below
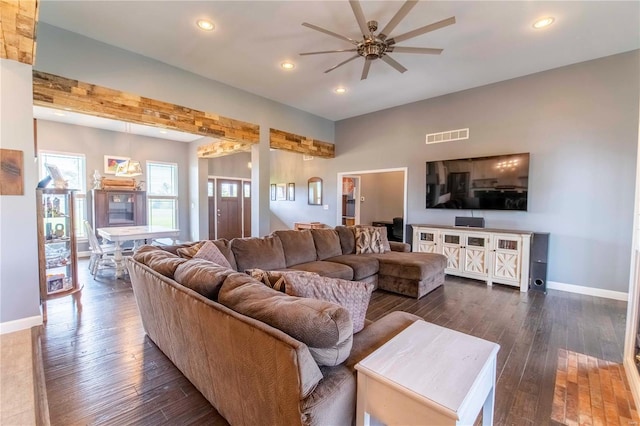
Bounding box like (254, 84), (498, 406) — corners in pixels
(197, 139), (256, 158)
(270, 128), (335, 159)
(32, 71), (260, 143)
(0, 0), (39, 65)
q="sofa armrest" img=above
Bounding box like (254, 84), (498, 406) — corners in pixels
(389, 241), (410, 252)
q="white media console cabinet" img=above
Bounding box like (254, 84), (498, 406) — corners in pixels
(412, 224), (548, 293)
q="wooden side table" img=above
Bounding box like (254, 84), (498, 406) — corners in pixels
(355, 320), (500, 426)
(293, 222), (325, 230)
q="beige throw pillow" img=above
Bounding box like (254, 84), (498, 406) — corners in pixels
(355, 227), (385, 254)
(193, 240), (232, 269)
(176, 241), (206, 259)
(285, 275), (374, 333)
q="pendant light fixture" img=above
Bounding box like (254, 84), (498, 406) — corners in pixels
(115, 122), (143, 177)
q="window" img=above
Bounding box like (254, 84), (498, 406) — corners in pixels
(38, 151), (87, 239)
(147, 161), (178, 228)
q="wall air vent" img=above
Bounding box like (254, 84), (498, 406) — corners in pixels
(303, 155), (314, 161)
(426, 128), (469, 145)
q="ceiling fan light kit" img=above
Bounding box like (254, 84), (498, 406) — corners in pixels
(300, 0), (455, 80)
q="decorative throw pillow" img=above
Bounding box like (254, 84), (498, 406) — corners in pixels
(193, 240), (232, 269)
(285, 275), (374, 333)
(247, 268), (317, 292)
(176, 241), (206, 259)
(358, 225), (391, 252)
(247, 268), (287, 292)
(355, 227), (385, 254)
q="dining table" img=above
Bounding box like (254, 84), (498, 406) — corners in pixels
(97, 225), (180, 277)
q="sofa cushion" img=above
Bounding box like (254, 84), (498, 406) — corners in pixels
(355, 227), (385, 254)
(273, 230), (318, 267)
(285, 275), (374, 333)
(174, 258), (236, 301)
(219, 273), (353, 367)
(311, 229), (343, 260)
(193, 240), (232, 269)
(335, 226), (356, 255)
(287, 261), (354, 280)
(325, 254), (379, 281)
(132, 245), (187, 278)
(230, 236), (287, 272)
(369, 251), (447, 280)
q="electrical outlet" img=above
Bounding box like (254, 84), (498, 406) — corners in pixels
(323, 204), (329, 210)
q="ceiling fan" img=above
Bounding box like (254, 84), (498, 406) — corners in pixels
(299, 0), (455, 80)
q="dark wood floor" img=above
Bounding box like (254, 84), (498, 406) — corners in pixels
(41, 260), (628, 425)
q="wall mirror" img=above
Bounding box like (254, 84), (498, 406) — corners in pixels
(308, 177), (322, 205)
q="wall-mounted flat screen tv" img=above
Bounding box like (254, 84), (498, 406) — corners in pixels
(426, 153), (530, 211)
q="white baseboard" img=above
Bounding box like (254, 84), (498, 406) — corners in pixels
(0, 315), (42, 335)
(547, 280), (628, 301)
(624, 355), (640, 409)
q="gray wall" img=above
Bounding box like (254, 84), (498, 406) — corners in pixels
(36, 120), (193, 242)
(270, 150), (335, 230)
(334, 51), (640, 293)
(359, 171), (404, 226)
(208, 153), (252, 179)
(0, 59), (41, 326)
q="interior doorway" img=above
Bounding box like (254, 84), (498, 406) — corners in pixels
(208, 178), (251, 240)
(336, 168), (408, 241)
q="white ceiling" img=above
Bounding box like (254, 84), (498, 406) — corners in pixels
(38, 1), (639, 122)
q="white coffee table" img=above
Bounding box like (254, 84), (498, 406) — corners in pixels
(355, 320), (500, 426)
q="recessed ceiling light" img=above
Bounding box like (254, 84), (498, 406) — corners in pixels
(334, 87), (347, 94)
(533, 17), (555, 29)
(159, 130), (168, 134)
(196, 19), (215, 31)
(53, 111), (65, 116)
(281, 61), (295, 70)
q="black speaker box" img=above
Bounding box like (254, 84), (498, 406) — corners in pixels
(529, 232), (550, 293)
(530, 261), (548, 293)
(454, 217), (485, 228)
(531, 232), (549, 263)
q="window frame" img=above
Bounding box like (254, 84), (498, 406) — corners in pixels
(38, 150), (88, 240)
(146, 160), (179, 229)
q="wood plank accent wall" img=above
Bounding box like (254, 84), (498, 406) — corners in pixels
(32, 71), (260, 144)
(269, 128), (335, 159)
(0, 0), (39, 65)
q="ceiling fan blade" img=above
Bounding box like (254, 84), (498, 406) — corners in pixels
(299, 49), (358, 56)
(388, 46), (443, 55)
(388, 16), (456, 44)
(302, 22), (359, 45)
(379, 1), (418, 40)
(348, 0), (369, 36)
(324, 55), (361, 73)
(361, 59), (372, 80)
(381, 55), (407, 74)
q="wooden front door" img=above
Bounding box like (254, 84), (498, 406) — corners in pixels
(216, 179), (243, 240)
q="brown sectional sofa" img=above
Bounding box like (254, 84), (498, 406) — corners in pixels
(127, 245), (421, 425)
(227, 226), (447, 299)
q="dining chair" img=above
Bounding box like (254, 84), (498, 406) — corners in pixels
(83, 220), (118, 278)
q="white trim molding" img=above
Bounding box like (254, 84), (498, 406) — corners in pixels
(547, 280), (628, 301)
(0, 315), (43, 335)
